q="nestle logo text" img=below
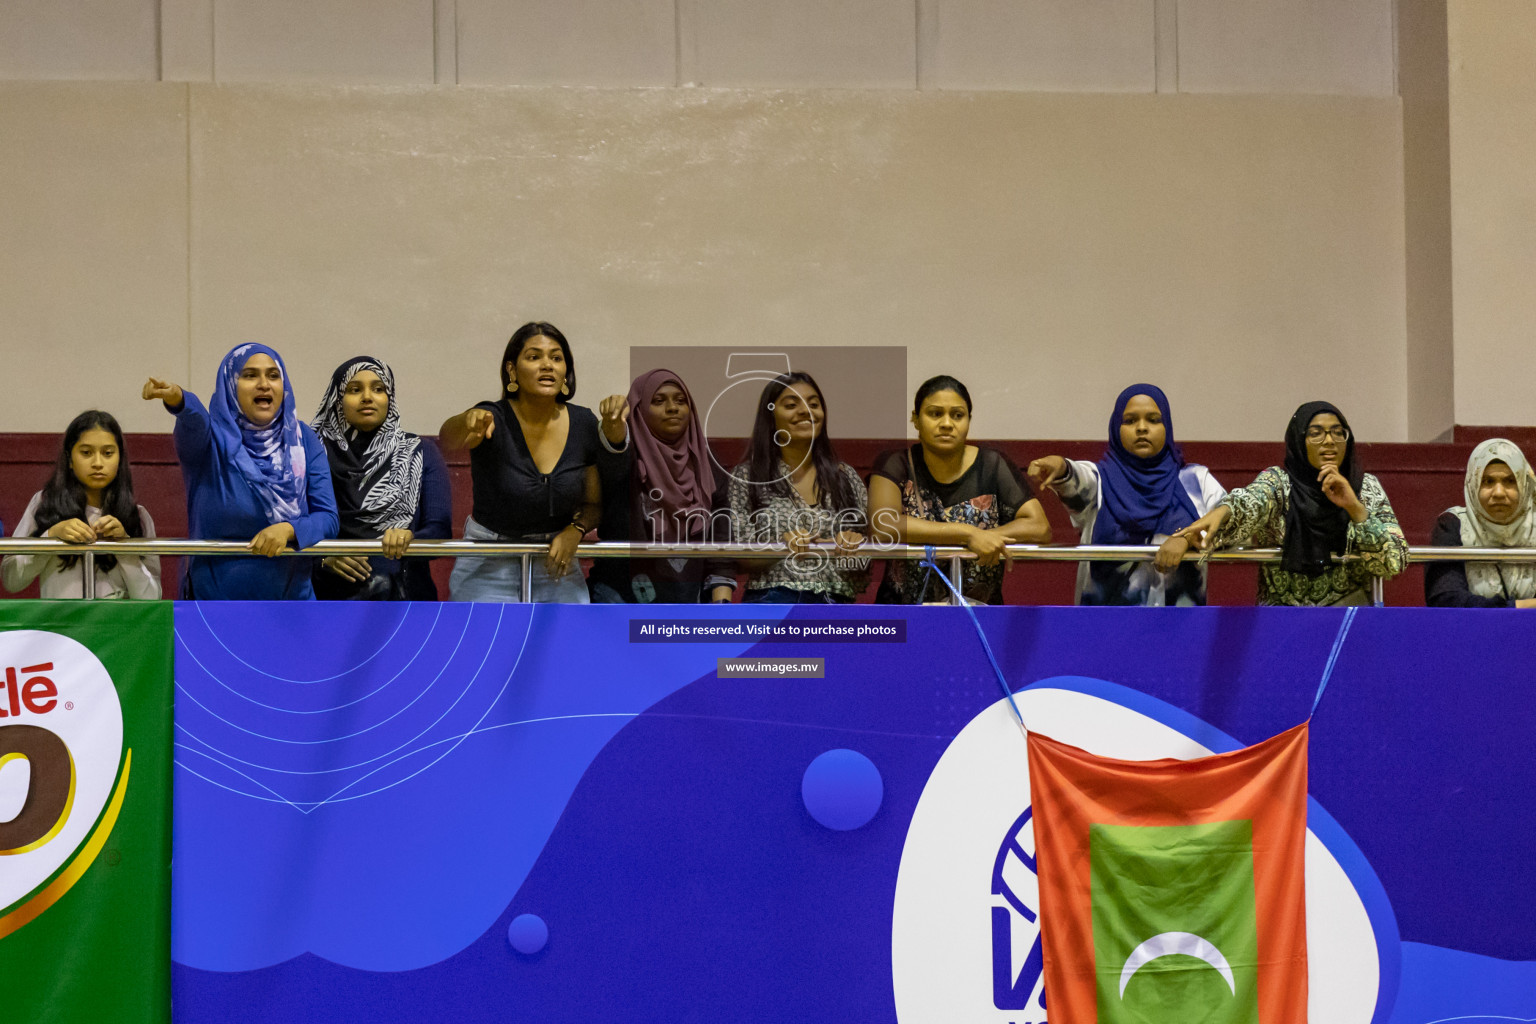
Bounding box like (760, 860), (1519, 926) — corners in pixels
(1, 662), (59, 717)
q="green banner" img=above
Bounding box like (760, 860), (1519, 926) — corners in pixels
(1091, 820), (1260, 1024)
(0, 600), (173, 1024)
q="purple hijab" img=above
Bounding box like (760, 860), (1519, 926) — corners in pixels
(1091, 383), (1198, 545)
(627, 369), (717, 544)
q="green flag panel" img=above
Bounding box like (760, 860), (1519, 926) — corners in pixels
(1091, 819), (1260, 1024)
(0, 601), (173, 1024)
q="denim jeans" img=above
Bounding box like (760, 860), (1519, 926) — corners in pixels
(448, 516), (591, 604)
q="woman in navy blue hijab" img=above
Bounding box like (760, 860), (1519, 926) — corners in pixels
(143, 343), (339, 599)
(1029, 384), (1226, 605)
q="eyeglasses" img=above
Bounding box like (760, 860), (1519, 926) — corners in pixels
(1304, 427), (1350, 443)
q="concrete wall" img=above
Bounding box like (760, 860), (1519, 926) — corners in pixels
(29, 2), (1528, 445)
(1448, 0), (1536, 428)
(1398, 0), (1454, 442)
(0, 0), (1396, 94)
(0, 83), (1408, 443)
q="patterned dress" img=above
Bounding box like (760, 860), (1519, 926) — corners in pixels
(871, 446), (1031, 604)
(1210, 467), (1406, 605)
(726, 460), (870, 600)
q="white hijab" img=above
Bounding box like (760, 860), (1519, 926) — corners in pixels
(1449, 438), (1536, 600)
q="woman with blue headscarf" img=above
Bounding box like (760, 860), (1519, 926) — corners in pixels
(1028, 384), (1225, 605)
(143, 344), (339, 599)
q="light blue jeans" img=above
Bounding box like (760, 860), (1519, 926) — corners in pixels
(448, 517), (591, 604)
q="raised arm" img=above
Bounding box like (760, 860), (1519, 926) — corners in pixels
(439, 407), (496, 452)
(1027, 455), (1099, 516)
(1347, 475), (1408, 580)
(144, 379), (215, 467)
(597, 394), (630, 450)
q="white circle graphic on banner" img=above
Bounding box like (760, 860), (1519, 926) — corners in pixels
(0, 630), (124, 914)
(891, 686), (1379, 1024)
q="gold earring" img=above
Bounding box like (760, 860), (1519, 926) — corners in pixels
(506, 381), (518, 393)
(560, 381), (570, 396)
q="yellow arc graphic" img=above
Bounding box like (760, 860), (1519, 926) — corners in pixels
(0, 748), (131, 941)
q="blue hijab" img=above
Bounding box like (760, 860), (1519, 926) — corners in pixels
(1091, 383), (1198, 545)
(210, 343), (307, 524)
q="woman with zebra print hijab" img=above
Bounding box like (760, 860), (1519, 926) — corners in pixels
(312, 356), (453, 600)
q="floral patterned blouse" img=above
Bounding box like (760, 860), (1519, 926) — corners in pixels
(1209, 467), (1407, 606)
(726, 460), (870, 599)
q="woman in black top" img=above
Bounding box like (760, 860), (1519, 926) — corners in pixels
(438, 322), (614, 603)
(868, 376), (1051, 604)
(1425, 437), (1536, 608)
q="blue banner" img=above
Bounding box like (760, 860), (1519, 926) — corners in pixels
(171, 604), (1536, 1024)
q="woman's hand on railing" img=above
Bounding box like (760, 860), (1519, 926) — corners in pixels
(93, 516), (128, 540)
(833, 530), (864, 557)
(1155, 506), (1230, 573)
(249, 523), (296, 558)
(323, 556), (373, 582)
(381, 528), (414, 560)
(142, 377), (184, 409)
(546, 525), (581, 578)
(964, 526), (1012, 568)
(1186, 507), (1230, 552)
(1154, 533), (1191, 574)
(46, 519), (96, 544)
(782, 529), (814, 556)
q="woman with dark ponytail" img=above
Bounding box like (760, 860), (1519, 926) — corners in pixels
(725, 371), (868, 603)
(2, 410), (161, 598)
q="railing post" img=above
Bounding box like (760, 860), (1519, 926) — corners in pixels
(1371, 576), (1384, 607)
(82, 550), (96, 600)
(519, 553), (533, 604)
(949, 555), (963, 606)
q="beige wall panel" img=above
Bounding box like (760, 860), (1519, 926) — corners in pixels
(456, 0), (676, 86)
(685, 0), (916, 88)
(213, 0), (434, 83)
(0, 83), (189, 433)
(1177, 0), (1395, 96)
(1448, 0), (1536, 426)
(162, 0), (216, 82)
(921, 0), (1155, 93)
(1398, 0), (1454, 441)
(0, 0), (157, 80)
(184, 86), (1406, 443)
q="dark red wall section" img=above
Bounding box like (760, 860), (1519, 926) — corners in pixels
(4, 431), (1525, 606)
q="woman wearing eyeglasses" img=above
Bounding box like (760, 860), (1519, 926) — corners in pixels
(1159, 401), (1406, 605)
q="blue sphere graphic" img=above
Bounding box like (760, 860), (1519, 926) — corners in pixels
(507, 913), (548, 955)
(801, 748), (883, 830)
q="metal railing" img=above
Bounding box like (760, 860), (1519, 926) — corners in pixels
(6, 536), (1528, 604)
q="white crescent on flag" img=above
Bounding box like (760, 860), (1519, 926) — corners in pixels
(1119, 931), (1237, 998)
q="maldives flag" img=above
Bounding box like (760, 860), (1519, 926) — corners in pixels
(1027, 722), (1309, 1024)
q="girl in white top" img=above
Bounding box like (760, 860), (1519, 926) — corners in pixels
(2, 410), (161, 599)
(1028, 384), (1225, 606)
